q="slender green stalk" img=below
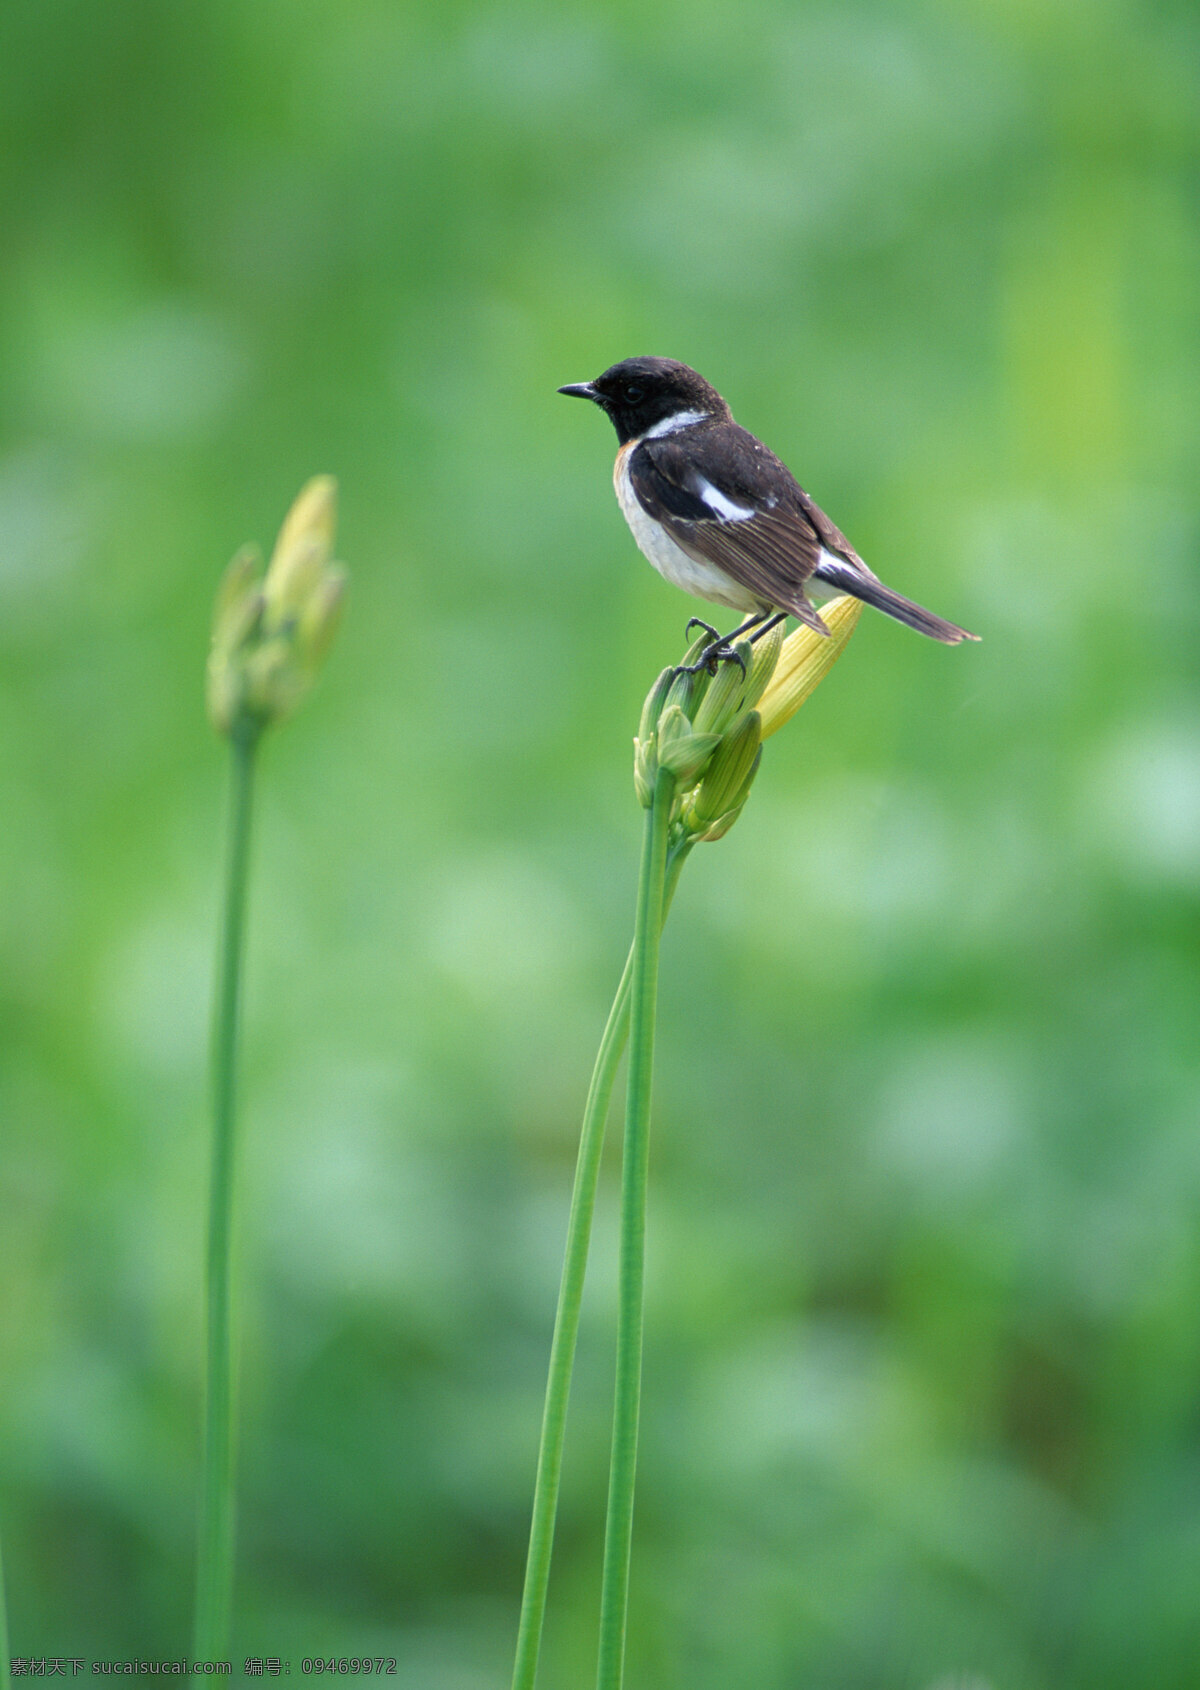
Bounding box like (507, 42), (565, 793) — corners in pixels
(511, 840), (692, 1690)
(1, 1525), (10, 1690)
(194, 722), (259, 1658)
(511, 942), (633, 1690)
(595, 764), (675, 1690)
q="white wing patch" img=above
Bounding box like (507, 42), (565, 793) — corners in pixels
(613, 450), (764, 612)
(816, 544), (873, 581)
(692, 474), (755, 522)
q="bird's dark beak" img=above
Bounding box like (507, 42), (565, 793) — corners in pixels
(557, 382), (598, 401)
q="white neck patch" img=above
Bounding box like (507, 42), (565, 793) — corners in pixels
(642, 408), (708, 439)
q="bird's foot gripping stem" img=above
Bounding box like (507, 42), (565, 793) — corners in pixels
(675, 611), (784, 676)
(676, 626), (747, 678)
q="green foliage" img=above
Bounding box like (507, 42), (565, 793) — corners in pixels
(1, 0), (1198, 1683)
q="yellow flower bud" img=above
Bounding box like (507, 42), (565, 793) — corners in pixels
(756, 596), (861, 739)
(206, 477), (346, 739)
(263, 475), (337, 625)
(296, 566), (347, 669)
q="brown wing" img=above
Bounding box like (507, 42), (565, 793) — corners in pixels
(793, 487), (876, 580)
(630, 435), (831, 634)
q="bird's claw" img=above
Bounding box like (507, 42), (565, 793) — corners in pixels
(675, 639), (747, 679)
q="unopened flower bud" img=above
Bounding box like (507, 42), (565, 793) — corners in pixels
(757, 596), (861, 739)
(263, 476), (337, 624)
(656, 706), (721, 782)
(692, 639), (753, 735)
(296, 566), (347, 669)
(740, 620), (785, 711)
(633, 737), (656, 808)
(680, 628), (716, 672)
(212, 546), (263, 641)
(688, 711), (762, 827)
(206, 477), (346, 739)
(663, 667), (700, 719)
(638, 668), (676, 743)
(694, 801), (748, 843)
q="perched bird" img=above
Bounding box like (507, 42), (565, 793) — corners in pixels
(559, 356), (978, 652)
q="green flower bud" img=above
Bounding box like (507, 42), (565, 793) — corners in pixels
(212, 546), (263, 642)
(207, 552), (264, 735)
(680, 629), (717, 674)
(638, 668), (676, 743)
(656, 705), (722, 782)
(206, 654), (247, 739)
(633, 737), (656, 808)
(691, 640), (753, 735)
(664, 667), (701, 719)
(687, 711), (762, 828)
(694, 800), (748, 843)
(740, 619), (786, 712)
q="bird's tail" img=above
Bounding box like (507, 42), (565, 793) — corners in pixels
(812, 554), (979, 645)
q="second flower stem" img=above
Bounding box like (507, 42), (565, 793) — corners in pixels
(595, 764), (675, 1690)
(194, 723), (259, 1659)
(1, 1525), (10, 1690)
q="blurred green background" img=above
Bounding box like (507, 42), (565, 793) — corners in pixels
(2, 0), (1198, 1683)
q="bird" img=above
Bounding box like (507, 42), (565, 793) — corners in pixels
(558, 356), (978, 656)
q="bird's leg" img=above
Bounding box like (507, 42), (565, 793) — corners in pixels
(677, 611), (771, 676)
(748, 611), (787, 644)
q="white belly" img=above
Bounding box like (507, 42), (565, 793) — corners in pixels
(614, 447), (764, 614)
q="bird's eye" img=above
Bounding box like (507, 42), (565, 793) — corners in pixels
(624, 384), (643, 403)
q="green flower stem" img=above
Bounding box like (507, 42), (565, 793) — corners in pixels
(511, 835), (692, 1690)
(596, 764), (676, 1690)
(510, 941), (632, 1690)
(1, 1526), (10, 1690)
(194, 722), (260, 1659)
